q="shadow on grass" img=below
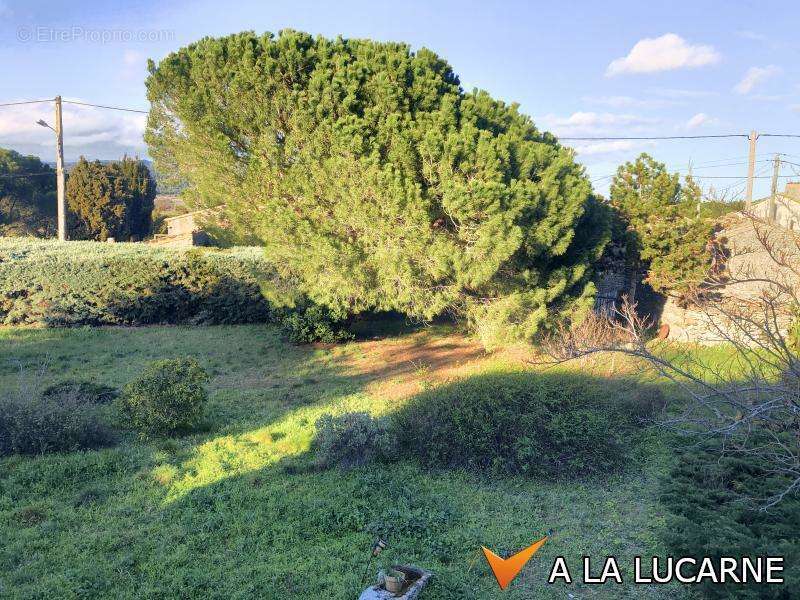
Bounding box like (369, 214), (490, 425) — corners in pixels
(0, 329), (684, 599)
(129, 370), (671, 598)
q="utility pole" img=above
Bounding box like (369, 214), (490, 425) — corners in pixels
(688, 159), (700, 217)
(745, 130), (758, 212)
(54, 96), (66, 241)
(768, 153), (781, 222)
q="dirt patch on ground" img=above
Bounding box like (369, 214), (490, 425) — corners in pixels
(340, 330), (492, 401)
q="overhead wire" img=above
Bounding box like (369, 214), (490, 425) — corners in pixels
(0, 99), (53, 107)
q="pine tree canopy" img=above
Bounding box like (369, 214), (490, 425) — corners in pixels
(609, 153), (711, 296)
(145, 30), (609, 345)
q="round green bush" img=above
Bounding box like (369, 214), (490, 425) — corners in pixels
(314, 412), (397, 469)
(278, 304), (354, 344)
(118, 357), (209, 435)
(395, 371), (650, 478)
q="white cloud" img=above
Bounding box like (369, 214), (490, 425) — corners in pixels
(734, 65), (782, 94)
(540, 111), (658, 137)
(582, 95), (680, 109)
(685, 113), (717, 129)
(573, 140), (636, 155)
(570, 140), (658, 159)
(606, 33), (721, 76)
(0, 98), (147, 160)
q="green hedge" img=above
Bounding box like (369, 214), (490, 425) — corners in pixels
(0, 238), (273, 326)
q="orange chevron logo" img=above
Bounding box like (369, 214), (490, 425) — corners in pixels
(482, 536), (548, 590)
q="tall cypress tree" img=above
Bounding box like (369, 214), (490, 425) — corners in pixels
(145, 30), (609, 345)
(66, 157), (155, 241)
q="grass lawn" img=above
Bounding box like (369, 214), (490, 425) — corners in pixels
(0, 324), (691, 599)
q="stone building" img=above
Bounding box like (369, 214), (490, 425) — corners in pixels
(147, 210), (214, 247)
(749, 181), (800, 231)
(659, 211), (799, 343)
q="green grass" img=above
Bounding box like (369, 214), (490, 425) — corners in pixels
(0, 325), (689, 599)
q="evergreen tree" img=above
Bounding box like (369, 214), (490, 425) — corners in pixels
(66, 157), (155, 241)
(609, 153), (712, 297)
(145, 30), (609, 345)
(0, 148), (56, 236)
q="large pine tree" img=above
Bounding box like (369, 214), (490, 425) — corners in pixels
(145, 30), (609, 345)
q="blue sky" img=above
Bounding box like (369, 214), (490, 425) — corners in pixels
(1, 0), (798, 198)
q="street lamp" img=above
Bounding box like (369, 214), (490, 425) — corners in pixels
(35, 96), (66, 241)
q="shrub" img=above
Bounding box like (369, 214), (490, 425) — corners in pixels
(117, 357), (209, 435)
(314, 412), (397, 469)
(0, 238), (272, 326)
(395, 372), (650, 478)
(0, 388), (116, 456)
(278, 304), (354, 344)
(661, 439), (800, 599)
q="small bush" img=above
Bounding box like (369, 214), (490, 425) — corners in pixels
(117, 357), (209, 435)
(314, 412), (397, 469)
(395, 372), (650, 478)
(661, 439), (800, 599)
(0, 389), (116, 456)
(279, 304), (354, 344)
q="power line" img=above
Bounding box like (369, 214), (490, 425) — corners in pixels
(0, 99), (53, 108)
(4, 98), (800, 136)
(0, 98), (149, 114)
(589, 163), (776, 186)
(692, 175), (796, 179)
(681, 160), (770, 170)
(61, 100), (148, 114)
(560, 134), (749, 141)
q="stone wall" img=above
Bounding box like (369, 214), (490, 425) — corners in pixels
(660, 213), (798, 344)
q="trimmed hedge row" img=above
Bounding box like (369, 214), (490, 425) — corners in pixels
(0, 238), (273, 326)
